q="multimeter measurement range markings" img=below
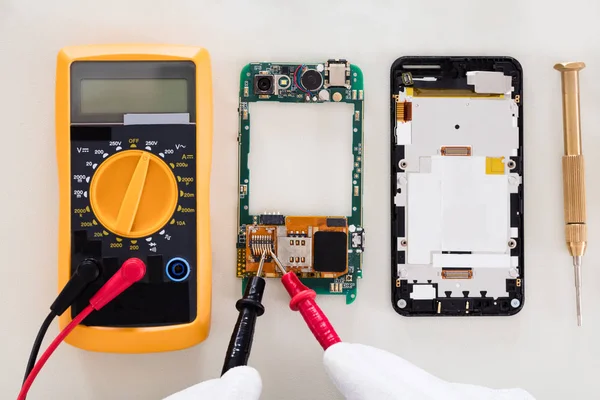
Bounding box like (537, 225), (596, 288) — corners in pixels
(71, 138), (196, 252)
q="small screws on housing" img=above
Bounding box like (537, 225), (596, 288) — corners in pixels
(510, 298), (521, 308)
(400, 239), (407, 247)
(508, 239), (517, 249)
(507, 160), (516, 169)
(399, 160), (407, 170)
(397, 299), (407, 309)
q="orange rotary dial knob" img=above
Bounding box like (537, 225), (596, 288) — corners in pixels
(90, 150), (178, 238)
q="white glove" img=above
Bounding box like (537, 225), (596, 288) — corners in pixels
(162, 366), (262, 400)
(323, 343), (535, 400)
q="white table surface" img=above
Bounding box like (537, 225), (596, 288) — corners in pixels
(2, 0), (600, 398)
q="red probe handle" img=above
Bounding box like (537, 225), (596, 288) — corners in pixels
(90, 257), (146, 310)
(281, 272), (341, 350)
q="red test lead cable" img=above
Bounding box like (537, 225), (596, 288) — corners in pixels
(17, 258), (146, 400)
(271, 250), (341, 350)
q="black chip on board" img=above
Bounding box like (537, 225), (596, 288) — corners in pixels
(259, 214), (285, 225)
(313, 231), (347, 273)
(326, 217), (346, 227)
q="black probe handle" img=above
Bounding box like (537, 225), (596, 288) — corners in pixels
(50, 259), (101, 315)
(221, 276), (266, 376)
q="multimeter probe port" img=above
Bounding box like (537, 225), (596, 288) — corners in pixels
(166, 258), (191, 282)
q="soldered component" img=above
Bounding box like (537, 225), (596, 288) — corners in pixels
(329, 282), (343, 293)
(314, 231), (347, 273)
(240, 103), (249, 120)
(441, 268), (473, 279)
(277, 75), (291, 90)
(401, 72), (413, 86)
(250, 232), (275, 259)
(325, 59), (350, 88)
(354, 111), (360, 121)
(351, 229), (365, 252)
(352, 90), (357, 100)
(301, 70), (323, 92)
(396, 101), (412, 122)
(277, 235), (312, 270)
(259, 214), (285, 225)
(254, 74), (275, 95)
(318, 90), (330, 101)
(441, 146), (472, 156)
(326, 217), (346, 227)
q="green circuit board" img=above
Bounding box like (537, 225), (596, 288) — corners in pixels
(236, 60), (365, 304)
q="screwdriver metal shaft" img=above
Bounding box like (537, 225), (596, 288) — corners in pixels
(554, 62), (587, 326)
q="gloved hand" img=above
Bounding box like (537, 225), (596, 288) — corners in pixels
(162, 343), (535, 400)
(324, 343), (536, 400)
(162, 366), (261, 400)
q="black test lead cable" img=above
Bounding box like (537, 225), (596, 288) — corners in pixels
(22, 312), (55, 383)
(22, 259), (101, 383)
(221, 251), (267, 375)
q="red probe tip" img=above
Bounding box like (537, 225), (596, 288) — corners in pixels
(281, 272), (341, 350)
(89, 258), (146, 311)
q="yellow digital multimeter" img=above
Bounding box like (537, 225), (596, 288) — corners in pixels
(56, 45), (212, 353)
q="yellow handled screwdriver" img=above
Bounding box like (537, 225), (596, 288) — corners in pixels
(554, 61), (587, 326)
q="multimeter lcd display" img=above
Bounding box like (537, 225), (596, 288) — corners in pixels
(80, 79), (188, 114)
(70, 61), (196, 123)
